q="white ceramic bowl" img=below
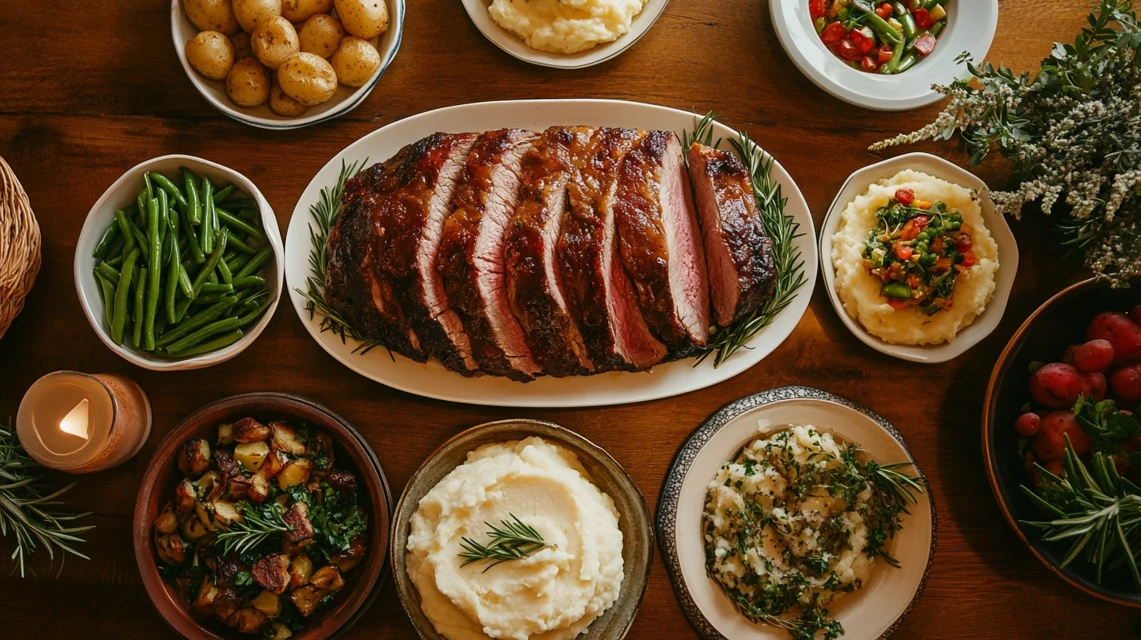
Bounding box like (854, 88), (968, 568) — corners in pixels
(460, 0), (669, 69)
(657, 386), (936, 640)
(74, 154), (284, 371)
(819, 152), (1018, 364)
(170, 0), (405, 129)
(771, 1), (997, 111)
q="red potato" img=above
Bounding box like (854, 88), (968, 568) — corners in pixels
(1029, 363), (1086, 409)
(1083, 371), (1107, 400)
(1111, 364), (1141, 402)
(1030, 410), (1091, 461)
(1014, 412), (1042, 437)
(1062, 344), (1080, 365)
(1073, 339), (1114, 373)
(1131, 305), (1141, 325)
(1086, 312), (1141, 366)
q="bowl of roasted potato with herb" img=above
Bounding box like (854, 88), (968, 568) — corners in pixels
(133, 393), (392, 639)
(171, 0), (405, 129)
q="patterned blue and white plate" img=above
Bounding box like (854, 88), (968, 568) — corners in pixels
(656, 386), (936, 640)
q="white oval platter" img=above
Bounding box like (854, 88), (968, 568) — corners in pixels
(284, 99), (817, 407)
(656, 386), (936, 639)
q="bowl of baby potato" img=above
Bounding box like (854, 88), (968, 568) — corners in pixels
(172, 0), (405, 129)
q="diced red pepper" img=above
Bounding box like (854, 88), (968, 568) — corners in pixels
(877, 44), (894, 64)
(875, 3), (894, 18)
(850, 26), (876, 54)
(894, 245), (914, 261)
(906, 274), (921, 288)
(930, 237), (945, 253)
(887, 299), (911, 309)
(935, 256), (953, 271)
(839, 39), (863, 61)
(861, 55), (879, 72)
(821, 21), (846, 44)
(895, 188), (915, 205)
(960, 252), (976, 268)
(809, 0), (828, 19)
(914, 32), (938, 56)
(900, 219), (922, 240)
(913, 8), (934, 30)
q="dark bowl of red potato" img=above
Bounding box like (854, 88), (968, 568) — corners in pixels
(133, 393), (392, 639)
(985, 276), (1141, 608)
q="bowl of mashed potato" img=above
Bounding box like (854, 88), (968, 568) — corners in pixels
(392, 419), (652, 640)
(459, 0), (670, 68)
(821, 153), (1018, 364)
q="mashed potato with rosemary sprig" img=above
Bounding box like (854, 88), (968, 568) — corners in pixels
(488, 0), (647, 54)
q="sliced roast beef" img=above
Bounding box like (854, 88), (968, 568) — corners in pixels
(504, 126), (595, 377)
(614, 130), (710, 356)
(560, 127), (668, 372)
(437, 129), (541, 381)
(687, 142), (776, 327)
(342, 132), (481, 374)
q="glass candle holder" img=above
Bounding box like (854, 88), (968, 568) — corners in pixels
(16, 371), (151, 473)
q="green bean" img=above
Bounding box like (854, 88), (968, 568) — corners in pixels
(216, 207), (265, 241)
(212, 184), (236, 203)
(191, 230), (229, 296)
(922, 0), (947, 9)
(201, 283), (234, 295)
(182, 167), (203, 226)
(115, 209), (139, 257)
(112, 249), (140, 344)
(156, 296), (240, 348)
(930, 20), (945, 37)
(234, 247), (271, 279)
(887, 35), (905, 72)
(236, 298), (271, 328)
(178, 264), (194, 298)
(165, 316), (241, 352)
(201, 177), (215, 254)
(155, 312), (167, 336)
(226, 253), (250, 273)
(195, 291), (237, 304)
(207, 271), (218, 284)
(94, 270), (116, 327)
(166, 329), (244, 358)
(144, 172), (154, 202)
(166, 213), (182, 324)
(862, 10), (902, 45)
(133, 267), (147, 348)
(227, 234), (260, 254)
(96, 261), (121, 285)
(93, 223), (119, 259)
(130, 224), (150, 261)
(144, 196), (162, 351)
(158, 190), (170, 257)
(894, 3), (917, 39)
(218, 255), (234, 284)
(136, 187), (149, 228)
(104, 254), (125, 268)
(149, 172), (189, 210)
(896, 51), (920, 73)
(182, 206), (206, 264)
(174, 297), (194, 324)
(230, 275), (265, 290)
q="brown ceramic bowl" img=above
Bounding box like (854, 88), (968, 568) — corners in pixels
(391, 419), (654, 639)
(133, 393), (393, 639)
(984, 277), (1141, 608)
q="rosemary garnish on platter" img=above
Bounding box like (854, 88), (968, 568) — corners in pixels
(458, 514), (548, 572)
(0, 420), (94, 577)
(214, 501), (292, 557)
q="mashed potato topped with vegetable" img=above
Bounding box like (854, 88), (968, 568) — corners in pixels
(407, 437), (624, 640)
(831, 169), (999, 345)
(488, 0), (647, 54)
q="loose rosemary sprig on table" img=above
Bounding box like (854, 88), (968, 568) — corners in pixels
(214, 501), (292, 557)
(295, 158), (389, 355)
(0, 420), (94, 577)
(458, 514), (548, 572)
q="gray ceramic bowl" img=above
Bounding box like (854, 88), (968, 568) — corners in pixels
(390, 419), (653, 638)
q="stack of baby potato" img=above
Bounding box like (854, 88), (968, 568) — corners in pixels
(183, 0), (390, 117)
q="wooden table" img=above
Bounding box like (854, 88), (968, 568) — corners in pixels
(1, 1), (1137, 638)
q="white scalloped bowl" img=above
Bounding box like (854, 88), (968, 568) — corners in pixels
(819, 152), (1018, 364)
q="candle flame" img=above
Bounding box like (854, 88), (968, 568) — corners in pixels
(60, 399), (90, 441)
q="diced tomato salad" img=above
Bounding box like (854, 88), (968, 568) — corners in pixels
(810, 0), (949, 75)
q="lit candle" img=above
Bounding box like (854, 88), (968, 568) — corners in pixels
(16, 371), (151, 473)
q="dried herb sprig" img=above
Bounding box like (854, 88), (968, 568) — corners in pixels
(458, 515), (548, 572)
(872, 0), (1141, 282)
(213, 501), (292, 557)
(0, 420), (94, 577)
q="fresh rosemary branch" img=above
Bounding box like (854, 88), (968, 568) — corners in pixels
(458, 514), (548, 572)
(0, 420), (94, 577)
(687, 113), (807, 366)
(214, 501), (292, 557)
(295, 158), (389, 355)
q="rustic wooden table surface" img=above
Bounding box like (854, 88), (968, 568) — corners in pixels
(1, 0), (1138, 638)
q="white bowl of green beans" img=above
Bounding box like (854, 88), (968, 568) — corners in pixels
(74, 155), (283, 370)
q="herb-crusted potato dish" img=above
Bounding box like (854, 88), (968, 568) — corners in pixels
(154, 417), (369, 636)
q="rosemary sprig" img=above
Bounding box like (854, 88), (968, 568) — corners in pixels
(0, 420), (94, 577)
(1020, 440), (1141, 591)
(294, 158), (389, 355)
(458, 514), (548, 572)
(687, 113), (807, 366)
(214, 501), (292, 557)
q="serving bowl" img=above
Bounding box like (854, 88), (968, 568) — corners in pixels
(819, 152), (1018, 363)
(459, 0), (669, 69)
(984, 277), (1141, 607)
(771, 1), (998, 111)
(657, 386), (936, 639)
(75, 154), (284, 371)
(133, 393), (393, 640)
(170, 0), (405, 129)
(391, 419), (653, 639)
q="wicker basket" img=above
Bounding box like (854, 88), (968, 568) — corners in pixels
(0, 155), (40, 339)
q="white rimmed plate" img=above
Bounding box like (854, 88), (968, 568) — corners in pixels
(656, 386), (936, 640)
(820, 152), (1018, 363)
(284, 99), (817, 407)
(460, 0), (669, 69)
(771, 1), (997, 111)
(170, 0), (405, 129)
(75, 154), (284, 371)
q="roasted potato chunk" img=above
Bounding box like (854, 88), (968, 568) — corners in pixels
(310, 564), (344, 591)
(234, 441), (271, 472)
(283, 502), (314, 544)
(155, 501), (179, 535)
(212, 499), (245, 526)
(178, 439), (213, 477)
(181, 511), (211, 541)
(289, 585), (328, 617)
(277, 458), (313, 489)
(213, 587), (242, 622)
(262, 449), (290, 479)
(174, 478), (198, 513)
(234, 417), (272, 443)
(155, 533), (189, 566)
(269, 622), (293, 639)
(270, 421), (307, 455)
(251, 589), (282, 617)
(230, 607), (269, 633)
(330, 535), (367, 573)
(288, 553), (314, 589)
(192, 579), (220, 618)
(252, 552), (291, 594)
(248, 470), (271, 503)
(228, 474), (253, 500)
(217, 422), (236, 445)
